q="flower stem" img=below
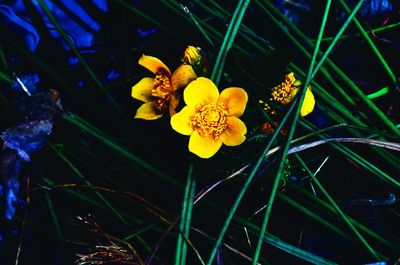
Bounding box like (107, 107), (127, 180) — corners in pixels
(295, 155), (381, 260)
(320, 22), (400, 42)
(211, 0), (252, 85)
(206, 95), (300, 265)
(48, 142), (128, 225)
(175, 163), (195, 265)
(339, 0), (397, 84)
(62, 112), (181, 189)
(37, 0), (128, 121)
(252, 1), (332, 263)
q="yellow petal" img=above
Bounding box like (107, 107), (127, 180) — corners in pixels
(189, 131), (222, 159)
(134, 102), (163, 120)
(184, 77), (219, 108)
(170, 106), (195, 135)
(220, 116), (247, 146)
(131, 77), (154, 102)
(171, 64), (197, 91)
(217, 87), (248, 117)
(139, 54), (171, 76)
(300, 87), (315, 117)
(168, 93), (180, 117)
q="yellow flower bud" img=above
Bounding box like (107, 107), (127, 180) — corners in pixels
(182, 46), (201, 66)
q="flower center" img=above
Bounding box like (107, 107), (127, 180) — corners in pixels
(270, 73), (296, 105)
(191, 103), (228, 138)
(152, 71), (172, 111)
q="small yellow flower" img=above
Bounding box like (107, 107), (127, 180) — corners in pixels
(182, 46), (202, 66)
(270, 72), (315, 117)
(171, 77), (248, 159)
(131, 54), (197, 120)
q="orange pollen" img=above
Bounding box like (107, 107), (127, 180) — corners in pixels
(191, 103), (228, 138)
(152, 71), (172, 111)
(270, 73), (296, 105)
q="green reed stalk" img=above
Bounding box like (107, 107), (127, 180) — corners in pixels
(161, 0), (249, 55)
(206, 97), (299, 265)
(252, 1), (331, 263)
(206, 203), (339, 264)
(295, 155), (381, 260)
(180, 4), (216, 47)
(367, 86), (390, 99)
(48, 143), (128, 225)
(259, 0), (400, 138)
(0, 42), (8, 71)
(289, 183), (399, 252)
(0, 31), (80, 97)
(44, 190), (63, 243)
(255, 0), (357, 107)
(311, 0), (364, 80)
(37, 0), (127, 120)
(0, 71), (12, 83)
(62, 113), (181, 189)
(339, 0), (396, 84)
(211, 0), (251, 85)
(43, 178), (154, 253)
(116, 0), (178, 37)
(299, 120), (400, 189)
(321, 22), (400, 42)
(175, 164), (195, 265)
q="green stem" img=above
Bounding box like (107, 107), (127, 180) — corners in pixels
(252, 1), (331, 263)
(211, 0), (251, 85)
(37, 0), (128, 121)
(182, 167), (196, 264)
(256, 0), (357, 107)
(320, 22), (400, 42)
(0, 71), (13, 83)
(367, 86), (390, 99)
(311, 0), (364, 80)
(48, 143), (128, 225)
(175, 164), (195, 265)
(44, 190), (63, 243)
(180, 4), (216, 47)
(299, 120), (400, 189)
(295, 155), (381, 260)
(339, 0), (397, 84)
(289, 183), (399, 252)
(206, 97), (299, 265)
(116, 0), (178, 37)
(62, 112), (181, 189)
(0, 41), (8, 71)
(261, 0), (400, 137)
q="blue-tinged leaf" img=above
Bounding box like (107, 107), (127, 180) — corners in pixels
(0, 0), (108, 52)
(0, 3), (40, 51)
(90, 0), (108, 12)
(1, 119), (53, 160)
(58, 0), (101, 31)
(0, 148), (25, 220)
(0, 88), (61, 219)
(274, 0), (311, 26)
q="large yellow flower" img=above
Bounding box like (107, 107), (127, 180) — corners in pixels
(171, 77), (248, 159)
(131, 54), (197, 120)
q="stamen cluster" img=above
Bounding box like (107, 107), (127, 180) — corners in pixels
(191, 103), (228, 138)
(152, 71), (172, 111)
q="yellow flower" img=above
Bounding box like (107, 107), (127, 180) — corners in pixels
(270, 72), (315, 117)
(182, 46), (202, 66)
(131, 54), (197, 120)
(171, 77), (248, 159)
